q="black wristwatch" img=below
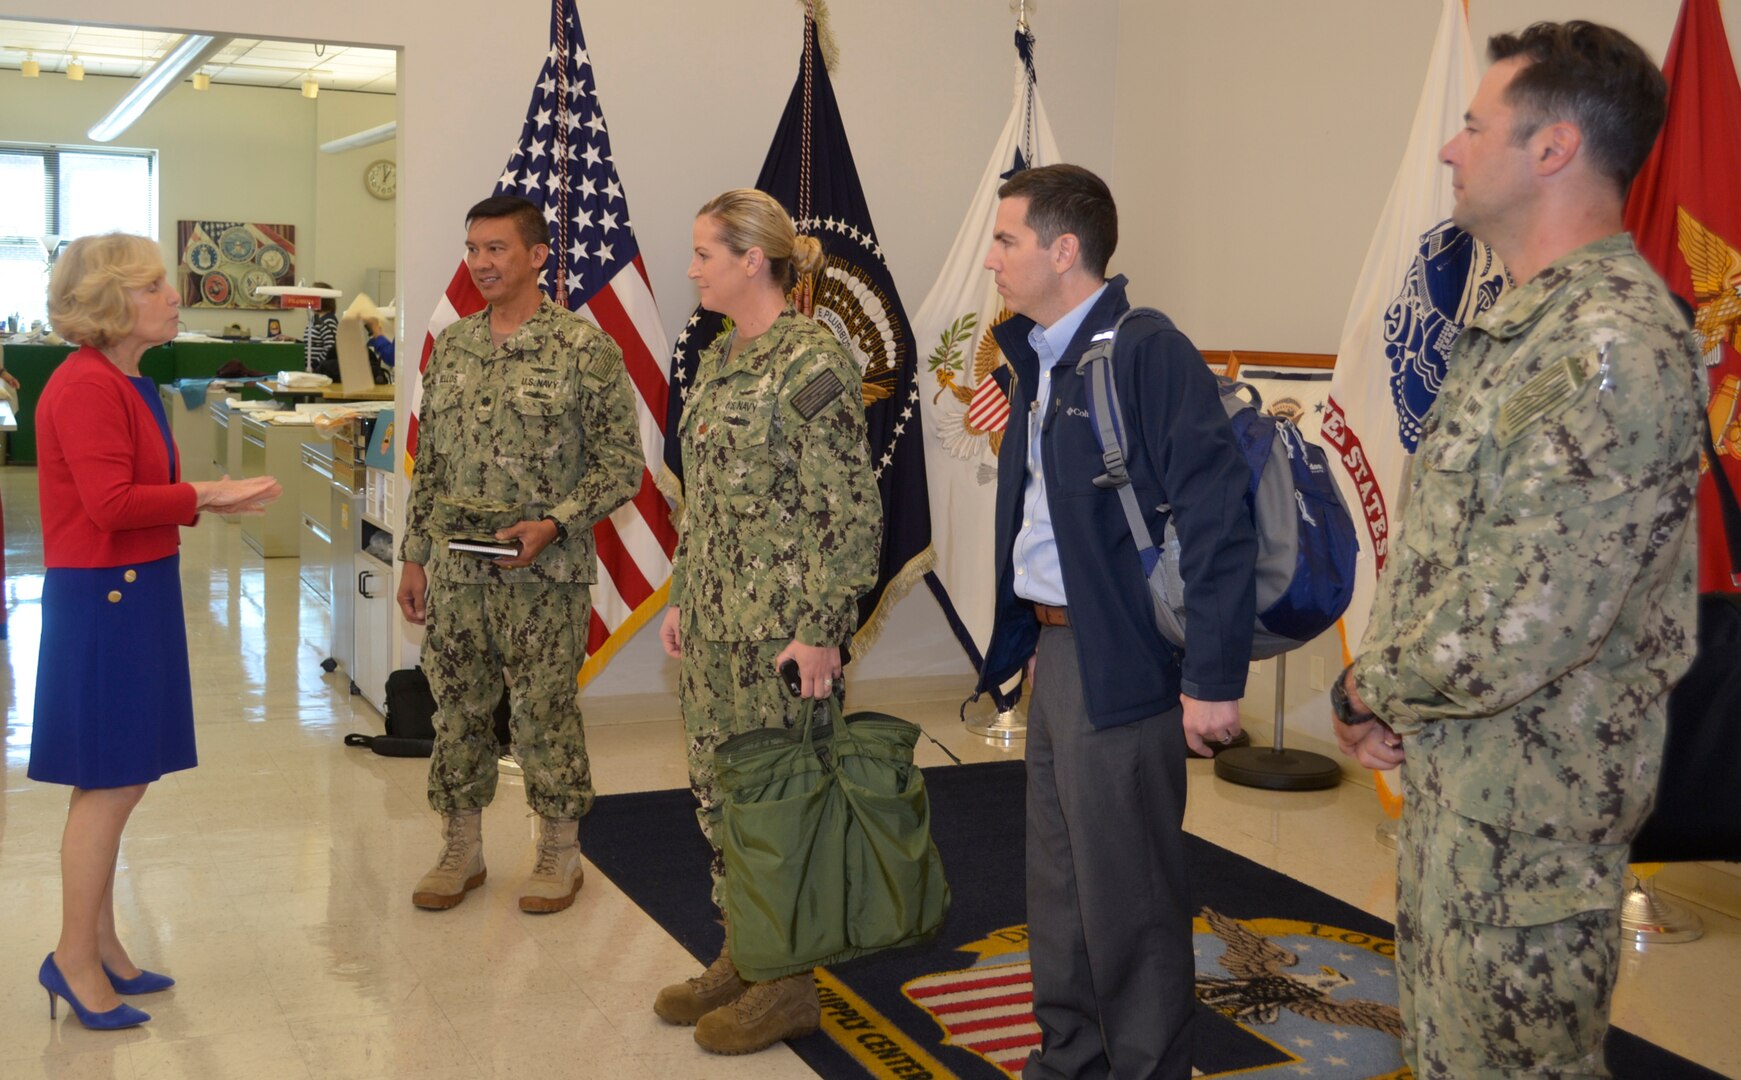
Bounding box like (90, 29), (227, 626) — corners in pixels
(541, 516), (568, 544)
(1329, 664), (1372, 726)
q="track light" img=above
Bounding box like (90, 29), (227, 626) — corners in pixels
(22, 54), (40, 78)
(302, 76), (319, 99)
(192, 71), (210, 90)
(67, 58), (84, 81)
(88, 34), (230, 142)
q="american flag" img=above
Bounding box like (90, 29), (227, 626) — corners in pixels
(904, 959), (1039, 1074)
(404, 0), (676, 684)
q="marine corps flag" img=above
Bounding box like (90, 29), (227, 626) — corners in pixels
(661, 7), (933, 654)
(1322, 0), (1505, 814)
(1623, 0), (1741, 593)
(912, 24), (1061, 682)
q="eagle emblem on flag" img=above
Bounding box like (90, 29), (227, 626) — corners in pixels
(928, 308), (1016, 464)
(1676, 205), (1741, 364)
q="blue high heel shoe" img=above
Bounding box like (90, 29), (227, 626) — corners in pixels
(38, 954), (150, 1030)
(104, 964), (175, 995)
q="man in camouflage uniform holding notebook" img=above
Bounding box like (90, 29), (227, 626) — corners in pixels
(1332, 22), (1705, 1079)
(397, 195), (642, 915)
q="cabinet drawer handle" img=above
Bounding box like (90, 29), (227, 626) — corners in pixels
(358, 570), (376, 599)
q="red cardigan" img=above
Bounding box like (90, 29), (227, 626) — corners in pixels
(36, 347), (199, 569)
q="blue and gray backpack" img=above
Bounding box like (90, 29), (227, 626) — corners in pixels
(1077, 308), (1358, 660)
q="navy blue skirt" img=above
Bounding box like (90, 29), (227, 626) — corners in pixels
(28, 554), (197, 788)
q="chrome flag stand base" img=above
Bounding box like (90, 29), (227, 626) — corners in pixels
(967, 705), (1026, 745)
(1621, 873), (1704, 945)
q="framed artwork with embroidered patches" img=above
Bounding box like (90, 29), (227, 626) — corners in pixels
(177, 221), (297, 309)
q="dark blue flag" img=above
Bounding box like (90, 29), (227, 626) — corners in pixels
(663, 13), (933, 652)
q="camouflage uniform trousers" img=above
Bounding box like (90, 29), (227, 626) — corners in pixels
(1394, 771), (1628, 1079)
(678, 622), (822, 913)
(424, 577), (594, 821)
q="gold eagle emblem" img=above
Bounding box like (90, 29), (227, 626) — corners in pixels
(1676, 206), (1741, 362)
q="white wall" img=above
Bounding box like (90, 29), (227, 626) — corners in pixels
(1114, 0), (1741, 353)
(0, 67), (394, 340)
(313, 92), (397, 311)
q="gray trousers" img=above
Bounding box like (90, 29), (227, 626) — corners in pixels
(1024, 625), (1195, 1080)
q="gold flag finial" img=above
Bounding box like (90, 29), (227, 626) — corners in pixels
(800, 0), (840, 72)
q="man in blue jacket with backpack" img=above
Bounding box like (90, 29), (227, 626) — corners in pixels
(975, 163), (1257, 1079)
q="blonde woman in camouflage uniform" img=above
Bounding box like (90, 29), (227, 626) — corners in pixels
(654, 189), (881, 1054)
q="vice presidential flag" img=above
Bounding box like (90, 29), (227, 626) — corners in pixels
(662, 12), (933, 654)
(405, 0), (677, 684)
(912, 25), (1061, 680)
(1624, 0), (1741, 592)
(1322, 0), (1506, 661)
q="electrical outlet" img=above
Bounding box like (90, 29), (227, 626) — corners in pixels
(1310, 655), (1327, 691)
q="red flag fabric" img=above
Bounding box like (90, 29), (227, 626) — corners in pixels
(404, 0), (677, 683)
(1624, 0), (1741, 592)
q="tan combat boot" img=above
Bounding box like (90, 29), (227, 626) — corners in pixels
(411, 809), (486, 910)
(518, 816), (583, 913)
(693, 971), (820, 1054)
(653, 935), (749, 1025)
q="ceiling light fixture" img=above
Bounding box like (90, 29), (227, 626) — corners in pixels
(87, 34), (230, 142)
(66, 58), (85, 81)
(302, 76), (319, 99)
(22, 54), (41, 78)
(192, 71), (210, 91)
(320, 121), (396, 154)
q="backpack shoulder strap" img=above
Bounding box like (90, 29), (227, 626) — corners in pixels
(1076, 307), (1167, 575)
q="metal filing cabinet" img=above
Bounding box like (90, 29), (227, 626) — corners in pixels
(207, 399), (243, 523)
(345, 414), (393, 713)
(299, 437), (337, 599)
(327, 426), (363, 678)
(239, 414), (326, 557)
(160, 384), (213, 483)
(209, 398), (231, 476)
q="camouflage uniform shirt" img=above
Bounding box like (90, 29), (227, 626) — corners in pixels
(669, 309), (881, 645)
(400, 297), (643, 584)
(1353, 233), (1703, 846)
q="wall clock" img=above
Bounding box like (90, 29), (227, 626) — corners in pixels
(365, 159), (397, 200)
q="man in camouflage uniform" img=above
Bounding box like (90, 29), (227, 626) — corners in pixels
(1331, 24), (1702, 1079)
(396, 195), (642, 914)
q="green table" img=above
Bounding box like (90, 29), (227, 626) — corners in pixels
(1, 340), (297, 464)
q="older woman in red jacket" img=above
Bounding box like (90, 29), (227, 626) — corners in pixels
(31, 233), (281, 1031)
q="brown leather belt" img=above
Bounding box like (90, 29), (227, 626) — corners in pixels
(1034, 604), (1069, 627)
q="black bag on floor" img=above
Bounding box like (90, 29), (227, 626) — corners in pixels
(343, 667), (510, 759)
(1629, 416), (1741, 863)
(1631, 594), (1741, 861)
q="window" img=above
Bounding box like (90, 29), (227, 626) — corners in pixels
(1, 144), (157, 333)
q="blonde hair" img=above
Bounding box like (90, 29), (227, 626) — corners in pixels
(47, 233), (168, 349)
(696, 188), (825, 290)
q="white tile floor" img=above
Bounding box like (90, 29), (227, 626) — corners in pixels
(1, 465), (1737, 1079)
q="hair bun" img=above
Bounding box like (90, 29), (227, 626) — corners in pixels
(790, 234), (825, 278)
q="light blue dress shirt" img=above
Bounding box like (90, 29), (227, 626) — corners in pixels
(1013, 283), (1108, 606)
